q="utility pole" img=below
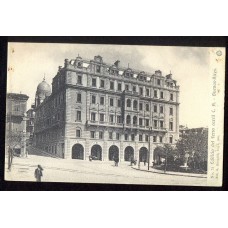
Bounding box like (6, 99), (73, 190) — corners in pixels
(148, 127), (152, 170)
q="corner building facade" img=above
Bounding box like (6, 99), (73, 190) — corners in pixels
(34, 55), (180, 162)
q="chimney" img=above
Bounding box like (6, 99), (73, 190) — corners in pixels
(64, 59), (69, 67)
(114, 60), (120, 68)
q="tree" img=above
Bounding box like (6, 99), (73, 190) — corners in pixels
(176, 130), (208, 171)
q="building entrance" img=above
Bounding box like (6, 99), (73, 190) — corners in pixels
(91, 145), (102, 160)
(139, 147), (148, 162)
(72, 144), (84, 159)
(109, 145), (119, 161)
(124, 146), (134, 161)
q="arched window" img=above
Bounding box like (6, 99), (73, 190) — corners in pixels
(127, 99), (131, 107)
(126, 115), (131, 125)
(133, 100), (138, 110)
(133, 116), (137, 126)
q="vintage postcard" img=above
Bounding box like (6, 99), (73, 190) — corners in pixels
(5, 42), (225, 186)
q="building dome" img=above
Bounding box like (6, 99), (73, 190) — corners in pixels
(36, 78), (51, 98)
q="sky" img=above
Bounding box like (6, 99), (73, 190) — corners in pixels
(7, 43), (210, 128)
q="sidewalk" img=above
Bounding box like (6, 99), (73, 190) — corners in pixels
(131, 166), (207, 178)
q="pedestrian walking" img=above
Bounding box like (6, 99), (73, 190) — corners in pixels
(34, 165), (43, 182)
(130, 156), (134, 166)
(114, 155), (119, 167)
(143, 157), (147, 166)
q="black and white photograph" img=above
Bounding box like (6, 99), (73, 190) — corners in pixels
(4, 42), (225, 186)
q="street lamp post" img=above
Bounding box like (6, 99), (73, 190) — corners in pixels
(164, 128), (169, 173)
(148, 127), (152, 171)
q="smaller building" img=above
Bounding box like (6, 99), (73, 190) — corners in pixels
(6, 93), (29, 156)
(179, 125), (208, 137)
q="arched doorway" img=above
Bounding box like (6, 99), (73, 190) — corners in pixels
(109, 145), (119, 161)
(139, 147), (149, 162)
(72, 144), (84, 159)
(124, 146), (134, 161)
(91, 144), (102, 160)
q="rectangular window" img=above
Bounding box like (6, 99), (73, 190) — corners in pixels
(145, 135), (149, 142)
(133, 86), (136, 92)
(160, 106), (163, 113)
(139, 134), (143, 141)
(117, 99), (121, 107)
(76, 111), (81, 121)
(100, 96), (104, 105)
(125, 84), (129, 91)
(146, 104), (149, 111)
(159, 136), (163, 143)
(100, 113), (104, 122)
(109, 132), (113, 140)
(100, 79), (105, 88)
(157, 79), (161, 86)
(92, 78), (96, 87)
(76, 129), (81, 138)
(160, 121), (164, 128)
(169, 122), (173, 131)
(96, 65), (101, 73)
(118, 83), (122, 91)
(116, 133), (120, 140)
(110, 98), (114, 106)
(91, 113), (96, 121)
(139, 103), (143, 110)
(99, 131), (103, 139)
(77, 93), (81, 103)
(160, 91), (164, 99)
(117, 115), (122, 123)
(146, 88), (150, 96)
(125, 134), (128, 141)
(77, 75), (82, 84)
(131, 134), (135, 141)
(154, 120), (158, 128)
(170, 107), (173, 115)
(92, 95), (96, 104)
(90, 131), (95, 139)
(169, 136), (173, 144)
(153, 136), (157, 142)
(154, 90), (158, 98)
(110, 81), (114, 90)
(139, 118), (143, 126)
(145, 119), (149, 127)
(110, 114), (114, 123)
(154, 105), (157, 113)
(170, 93), (173, 101)
(139, 87), (143, 95)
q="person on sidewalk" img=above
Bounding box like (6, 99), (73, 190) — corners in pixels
(143, 157), (147, 166)
(114, 155), (119, 167)
(34, 165), (43, 182)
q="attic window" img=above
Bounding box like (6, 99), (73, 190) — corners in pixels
(96, 65), (101, 73)
(77, 62), (82, 68)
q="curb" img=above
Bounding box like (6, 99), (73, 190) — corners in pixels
(131, 167), (207, 179)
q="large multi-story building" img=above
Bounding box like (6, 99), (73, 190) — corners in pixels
(34, 55), (180, 162)
(6, 93), (29, 156)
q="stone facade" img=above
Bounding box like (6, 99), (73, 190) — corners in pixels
(34, 55), (180, 162)
(6, 93), (29, 156)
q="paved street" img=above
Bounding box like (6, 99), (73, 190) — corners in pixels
(5, 152), (208, 186)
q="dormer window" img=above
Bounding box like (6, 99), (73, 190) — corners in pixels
(96, 65), (101, 73)
(77, 62), (82, 68)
